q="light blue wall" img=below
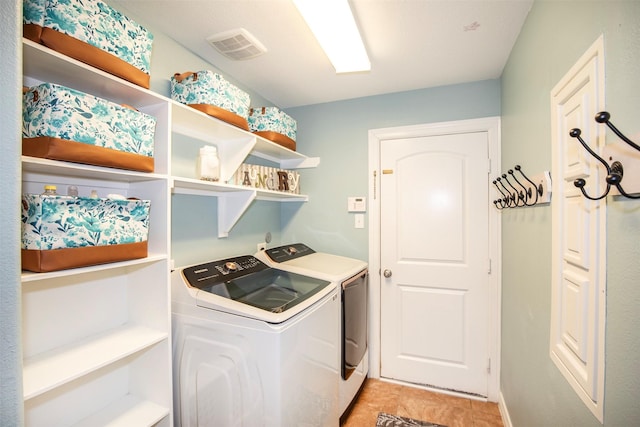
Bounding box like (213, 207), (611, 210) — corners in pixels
(107, 2), (283, 266)
(0, 0), (23, 425)
(113, 0), (501, 265)
(500, 1), (640, 426)
(284, 80), (501, 261)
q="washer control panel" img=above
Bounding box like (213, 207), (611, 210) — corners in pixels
(182, 255), (268, 289)
(264, 243), (316, 263)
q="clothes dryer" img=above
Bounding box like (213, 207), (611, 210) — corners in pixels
(171, 254), (340, 427)
(255, 244), (369, 416)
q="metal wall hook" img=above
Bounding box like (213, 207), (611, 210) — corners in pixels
(497, 176), (519, 207)
(491, 166), (552, 209)
(492, 179), (512, 208)
(502, 173), (527, 206)
(493, 199), (506, 210)
(509, 167), (539, 206)
(514, 165), (543, 204)
(494, 178), (512, 207)
(570, 114), (640, 199)
(595, 111), (640, 152)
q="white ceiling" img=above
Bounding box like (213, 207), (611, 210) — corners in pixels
(111, 0), (533, 108)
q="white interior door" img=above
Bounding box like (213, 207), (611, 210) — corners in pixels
(550, 35), (605, 422)
(379, 131), (491, 396)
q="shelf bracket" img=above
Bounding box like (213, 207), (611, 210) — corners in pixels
(217, 190), (257, 238)
(280, 156), (320, 169)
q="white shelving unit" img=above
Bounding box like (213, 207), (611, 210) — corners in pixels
(21, 39), (172, 427)
(21, 37), (320, 425)
(169, 101), (319, 238)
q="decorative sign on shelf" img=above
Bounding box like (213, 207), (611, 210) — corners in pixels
(232, 163), (300, 194)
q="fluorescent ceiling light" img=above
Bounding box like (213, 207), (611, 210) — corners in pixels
(293, 0), (370, 73)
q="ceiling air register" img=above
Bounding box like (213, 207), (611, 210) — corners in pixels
(207, 28), (267, 60)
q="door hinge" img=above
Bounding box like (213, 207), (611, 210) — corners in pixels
(488, 258), (492, 274)
(487, 358), (491, 374)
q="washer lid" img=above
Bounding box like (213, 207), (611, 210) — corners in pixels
(182, 255), (334, 323)
(257, 245), (368, 282)
(202, 268), (330, 313)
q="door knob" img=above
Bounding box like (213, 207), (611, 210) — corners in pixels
(383, 269), (392, 278)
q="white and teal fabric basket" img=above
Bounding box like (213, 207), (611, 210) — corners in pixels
(23, 82), (156, 172)
(23, 0), (154, 88)
(21, 194), (151, 272)
(23, 0), (45, 41)
(171, 71), (251, 130)
(248, 107), (297, 151)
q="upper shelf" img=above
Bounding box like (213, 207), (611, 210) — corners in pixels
(170, 102), (319, 169)
(22, 39), (165, 108)
(23, 38), (319, 171)
(21, 156), (167, 183)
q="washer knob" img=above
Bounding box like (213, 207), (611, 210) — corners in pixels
(224, 262), (238, 272)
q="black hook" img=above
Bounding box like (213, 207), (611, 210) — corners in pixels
(569, 125), (640, 199)
(495, 177), (516, 207)
(493, 199), (506, 210)
(492, 180), (511, 208)
(502, 173), (526, 207)
(492, 166), (548, 209)
(498, 176), (520, 207)
(509, 167), (541, 207)
(514, 165), (541, 206)
(595, 111), (640, 152)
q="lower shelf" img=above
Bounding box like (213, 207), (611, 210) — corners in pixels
(172, 177), (308, 237)
(23, 325), (168, 400)
(72, 394), (169, 427)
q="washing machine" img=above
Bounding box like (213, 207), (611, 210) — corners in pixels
(171, 254), (340, 427)
(255, 243), (369, 416)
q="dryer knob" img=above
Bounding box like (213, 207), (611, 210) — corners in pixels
(224, 262), (238, 272)
(286, 246), (298, 255)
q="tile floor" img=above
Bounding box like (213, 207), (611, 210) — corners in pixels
(340, 378), (504, 427)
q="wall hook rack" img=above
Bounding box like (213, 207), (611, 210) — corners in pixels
(570, 111), (640, 200)
(492, 165), (551, 209)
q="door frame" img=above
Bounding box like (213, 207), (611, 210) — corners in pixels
(367, 117), (502, 401)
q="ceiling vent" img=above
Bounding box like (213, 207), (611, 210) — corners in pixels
(207, 28), (267, 60)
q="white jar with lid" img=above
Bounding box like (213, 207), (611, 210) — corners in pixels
(196, 145), (220, 182)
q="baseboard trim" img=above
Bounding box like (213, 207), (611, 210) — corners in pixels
(498, 391), (513, 427)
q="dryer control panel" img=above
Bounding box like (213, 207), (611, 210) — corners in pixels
(264, 243), (316, 263)
(182, 255), (268, 289)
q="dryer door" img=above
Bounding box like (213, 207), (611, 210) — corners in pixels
(342, 269), (368, 380)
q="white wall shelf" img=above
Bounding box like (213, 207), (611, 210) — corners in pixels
(172, 177), (308, 237)
(23, 325), (167, 400)
(20, 254), (167, 283)
(72, 395), (169, 427)
(22, 38), (172, 426)
(169, 84), (317, 238)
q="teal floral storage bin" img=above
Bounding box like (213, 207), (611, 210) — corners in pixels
(248, 107), (297, 151)
(21, 194), (151, 272)
(34, 0), (154, 88)
(23, 0), (45, 42)
(22, 82), (156, 172)
(171, 71), (251, 130)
